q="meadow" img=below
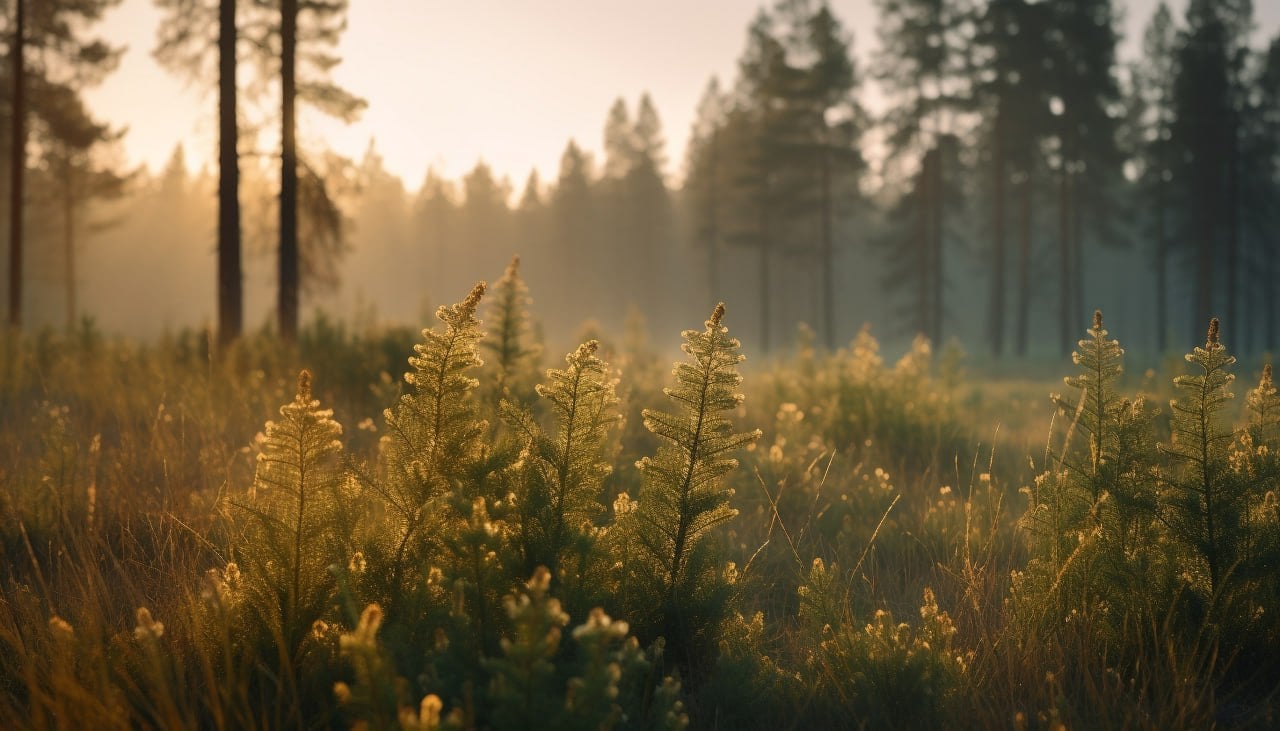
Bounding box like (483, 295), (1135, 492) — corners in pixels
(1, 262), (1277, 730)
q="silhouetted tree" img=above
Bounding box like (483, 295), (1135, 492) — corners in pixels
(155, 0), (243, 344)
(872, 0), (974, 347)
(6, 0), (119, 329)
(1045, 0), (1123, 356)
(1171, 0), (1252, 342)
(683, 77), (728, 310)
(974, 0), (1053, 356)
(1128, 2), (1178, 353)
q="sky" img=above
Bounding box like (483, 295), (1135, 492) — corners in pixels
(84, 0), (1280, 191)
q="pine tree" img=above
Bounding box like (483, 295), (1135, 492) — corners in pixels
(233, 369), (353, 644)
(872, 0), (974, 347)
(1172, 0), (1251, 341)
(7, 0), (121, 330)
(506, 340), (618, 585)
(683, 77), (728, 309)
(1129, 2), (1179, 353)
(486, 567), (569, 730)
(974, 0), (1054, 356)
(1045, 0), (1124, 356)
(622, 303), (760, 659)
(549, 141), (595, 328)
(1160, 319), (1242, 596)
(1247, 363), (1280, 448)
(1050, 312), (1159, 618)
(275, 0), (365, 340)
(1051, 310), (1125, 496)
(380, 283), (488, 586)
(482, 256), (540, 407)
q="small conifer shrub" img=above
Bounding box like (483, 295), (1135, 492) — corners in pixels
(505, 340), (620, 589)
(1159, 318), (1243, 598)
(232, 369), (353, 644)
(619, 303), (761, 663)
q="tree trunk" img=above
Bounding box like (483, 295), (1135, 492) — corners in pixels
(990, 119), (1006, 357)
(707, 128), (720, 308)
(1058, 159), (1072, 356)
(278, 0), (299, 341)
(1155, 179), (1168, 353)
(916, 155), (930, 339)
(1267, 233), (1277, 352)
(1016, 175), (1032, 357)
(759, 189), (772, 352)
(62, 156), (75, 330)
(931, 145), (944, 348)
(218, 0), (242, 347)
(8, 0), (25, 329)
(820, 143), (834, 349)
(1071, 172), (1083, 341)
(1225, 115), (1239, 351)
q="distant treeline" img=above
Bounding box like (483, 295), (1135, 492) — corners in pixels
(2, 0), (1277, 357)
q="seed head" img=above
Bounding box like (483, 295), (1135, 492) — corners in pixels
(297, 369), (313, 401)
(710, 302), (726, 328)
(1093, 310), (1103, 331)
(1208, 318), (1221, 346)
(462, 282), (486, 314)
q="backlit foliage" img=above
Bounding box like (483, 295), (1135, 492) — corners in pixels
(620, 303), (761, 658)
(232, 369), (355, 643)
(4, 284), (1280, 729)
(505, 339), (620, 587)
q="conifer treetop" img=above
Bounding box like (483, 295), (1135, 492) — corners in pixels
(1051, 309), (1125, 477)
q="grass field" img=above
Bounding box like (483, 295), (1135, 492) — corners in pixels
(1, 278), (1277, 729)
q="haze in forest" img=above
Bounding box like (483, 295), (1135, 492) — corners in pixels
(3, 0), (1279, 359)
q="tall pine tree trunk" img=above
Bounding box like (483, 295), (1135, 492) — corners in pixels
(218, 0), (242, 346)
(8, 0), (25, 329)
(278, 0), (299, 341)
(990, 121), (1006, 357)
(1016, 175), (1032, 357)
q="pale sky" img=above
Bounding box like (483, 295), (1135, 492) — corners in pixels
(84, 0), (1280, 190)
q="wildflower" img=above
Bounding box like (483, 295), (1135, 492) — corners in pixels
(333, 681), (351, 704)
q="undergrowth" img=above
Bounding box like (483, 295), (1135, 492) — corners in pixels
(2, 266), (1278, 729)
